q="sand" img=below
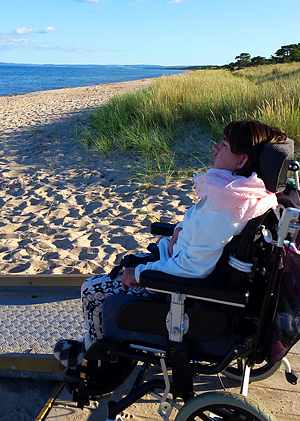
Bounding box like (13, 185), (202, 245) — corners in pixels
(0, 78), (205, 277)
(0, 80), (299, 421)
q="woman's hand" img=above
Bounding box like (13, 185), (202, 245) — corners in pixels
(121, 267), (139, 290)
(168, 227), (183, 257)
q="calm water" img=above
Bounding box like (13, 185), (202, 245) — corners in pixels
(0, 64), (184, 97)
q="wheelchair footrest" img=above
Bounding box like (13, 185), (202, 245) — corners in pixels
(64, 369), (113, 408)
(64, 367), (111, 396)
(64, 357), (137, 406)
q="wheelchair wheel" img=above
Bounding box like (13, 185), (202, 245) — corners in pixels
(223, 360), (281, 382)
(175, 391), (276, 421)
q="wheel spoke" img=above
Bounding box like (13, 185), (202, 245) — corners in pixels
(189, 404), (265, 421)
(208, 406), (232, 419)
(205, 406), (238, 421)
(193, 412), (213, 421)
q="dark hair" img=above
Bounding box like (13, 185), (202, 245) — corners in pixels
(223, 119), (287, 177)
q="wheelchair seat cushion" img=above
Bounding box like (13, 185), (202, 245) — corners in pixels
(102, 294), (232, 344)
(102, 294), (166, 346)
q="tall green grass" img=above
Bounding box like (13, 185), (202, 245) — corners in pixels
(79, 63), (300, 185)
(231, 63), (300, 143)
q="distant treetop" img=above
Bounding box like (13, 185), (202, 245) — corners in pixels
(226, 43), (300, 70)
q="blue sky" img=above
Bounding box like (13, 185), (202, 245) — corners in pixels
(0, 0), (299, 66)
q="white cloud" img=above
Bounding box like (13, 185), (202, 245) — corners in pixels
(0, 31), (30, 49)
(14, 27), (34, 35)
(0, 26), (57, 50)
(79, 0), (103, 3)
(13, 27), (57, 35)
(38, 27), (57, 34)
(0, 32), (114, 53)
(166, 0), (184, 2)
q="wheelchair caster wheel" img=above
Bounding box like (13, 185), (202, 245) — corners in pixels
(285, 370), (298, 385)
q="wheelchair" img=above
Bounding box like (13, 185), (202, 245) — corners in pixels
(62, 139), (300, 421)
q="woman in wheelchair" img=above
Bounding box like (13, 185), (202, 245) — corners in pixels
(54, 119), (287, 369)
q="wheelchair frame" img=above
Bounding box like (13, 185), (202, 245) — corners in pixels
(61, 204), (300, 421)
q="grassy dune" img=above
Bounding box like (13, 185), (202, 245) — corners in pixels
(79, 63), (300, 184)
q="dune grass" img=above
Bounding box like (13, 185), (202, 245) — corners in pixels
(79, 63), (300, 185)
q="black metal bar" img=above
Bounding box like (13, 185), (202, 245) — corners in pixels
(132, 362), (151, 388)
(256, 245), (283, 336)
(150, 222), (176, 236)
(107, 379), (165, 420)
(115, 349), (162, 366)
(191, 345), (245, 375)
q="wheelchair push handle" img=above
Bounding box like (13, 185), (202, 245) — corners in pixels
(277, 207), (300, 247)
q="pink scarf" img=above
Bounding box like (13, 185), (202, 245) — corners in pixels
(193, 169), (278, 223)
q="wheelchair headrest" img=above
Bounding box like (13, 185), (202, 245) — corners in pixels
(256, 138), (294, 193)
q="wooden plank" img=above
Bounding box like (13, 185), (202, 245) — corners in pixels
(0, 353), (64, 373)
(35, 382), (65, 421)
(0, 274), (90, 287)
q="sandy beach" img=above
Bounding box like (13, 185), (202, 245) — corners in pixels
(0, 78), (201, 277)
(0, 80), (300, 421)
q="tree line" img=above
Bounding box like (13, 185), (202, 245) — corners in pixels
(228, 43), (300, 69)
(171, 43), (300, 71)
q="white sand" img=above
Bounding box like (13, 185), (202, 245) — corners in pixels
(0, 78), (206, 276)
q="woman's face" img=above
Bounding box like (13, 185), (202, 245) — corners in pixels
(211, 137), (248, 171)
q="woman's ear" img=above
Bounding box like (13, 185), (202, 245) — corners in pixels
(236, 154), (248, 169)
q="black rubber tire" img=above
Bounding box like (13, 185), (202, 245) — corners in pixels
(175, 391), (276, 421)
(222, 360), (281, 382)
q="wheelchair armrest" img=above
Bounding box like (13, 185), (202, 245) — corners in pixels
(150, 222), (176, 236)
(139, 270), (249, 307)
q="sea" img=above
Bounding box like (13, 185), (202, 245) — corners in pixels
(0, 64), (185, 97)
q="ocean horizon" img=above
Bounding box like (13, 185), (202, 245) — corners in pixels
(0, 64), (185, 97)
